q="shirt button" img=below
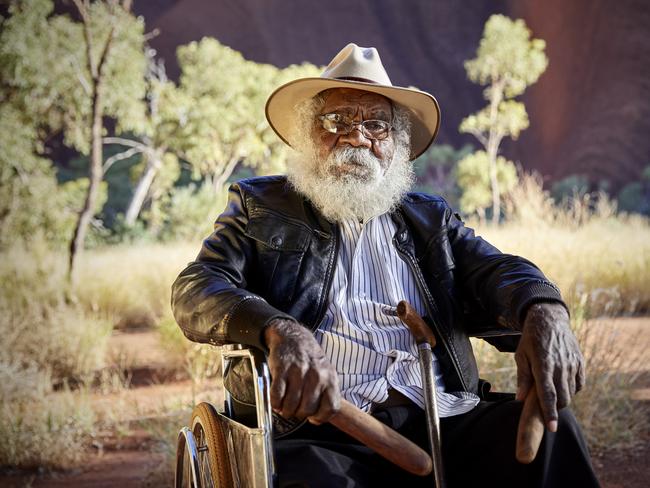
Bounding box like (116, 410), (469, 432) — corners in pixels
(270, 235), (283, 247)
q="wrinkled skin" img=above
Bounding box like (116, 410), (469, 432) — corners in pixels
(315, 88), (395, 171)
(264, 319), (341, 424)
(516, 302), (585, 431)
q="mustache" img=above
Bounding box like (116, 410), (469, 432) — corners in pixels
(330, 146), (380, 167)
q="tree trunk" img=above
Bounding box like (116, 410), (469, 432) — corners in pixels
(487, 144), (501, 225)
(68, 84), (104, 284)
(124, 151), (162, 226)
(487, 81), (504, 225)
(211, 156), (240, 194)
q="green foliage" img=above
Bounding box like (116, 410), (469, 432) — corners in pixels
(170, 38), (321, 184)
(460, 14), (547, 223)
(413, 143), (474, 207)
(464, 14), (548, 99)
(456, 151), (517, 216)
(459, 99), (529, 141)
(0, 0), (147, 154)
(0, 103), (62, 248)
(551, 174), (590, 202)
(159, 182), (228, 242)
(617, 165), (650, 215)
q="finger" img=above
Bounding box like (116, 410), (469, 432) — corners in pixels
(536, 379), (558, 432)
(295, 370), (323, 419)
(515, 353), (533, 401)
(555, 372), (571, 410)
(309, 384), (341, 425)
(269, 367), (287, 412)
(280, 369), (304, 418)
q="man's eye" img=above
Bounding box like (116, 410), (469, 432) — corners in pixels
(364, 121), (384, 132)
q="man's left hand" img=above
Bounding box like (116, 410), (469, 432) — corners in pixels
(515, 302), (585, 432)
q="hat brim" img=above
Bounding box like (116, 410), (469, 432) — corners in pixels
(265, 77), (441, 160)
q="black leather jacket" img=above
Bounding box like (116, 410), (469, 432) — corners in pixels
(171, 175), (564, 406)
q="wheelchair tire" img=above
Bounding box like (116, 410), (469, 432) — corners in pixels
(190, 402), (234, 488)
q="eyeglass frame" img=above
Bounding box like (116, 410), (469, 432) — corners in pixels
(317, 113), (393, 141)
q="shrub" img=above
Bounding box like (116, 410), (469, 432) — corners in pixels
(74, 242), (198, 329)
(0, 245), (112, 381)
(0, 361), (95, 469)
(160, 182), (227, 242)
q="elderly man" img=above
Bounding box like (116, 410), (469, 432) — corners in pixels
(172, 44), (599, 487)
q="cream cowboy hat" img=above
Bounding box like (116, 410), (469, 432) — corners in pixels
(265, 43), (441, 160)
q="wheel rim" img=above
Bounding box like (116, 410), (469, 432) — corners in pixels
(194, 422), (216, 488)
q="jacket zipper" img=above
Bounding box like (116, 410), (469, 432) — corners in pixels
(394, 240), (470, 393)
(309, 224), (339, 330)
(274, 224), (339, 439)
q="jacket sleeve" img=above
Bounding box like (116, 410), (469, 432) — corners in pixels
(170, 183), (295, 350)
(445, 208), (566, 332)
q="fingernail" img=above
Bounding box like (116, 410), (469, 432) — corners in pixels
(549, 420), (558, 432)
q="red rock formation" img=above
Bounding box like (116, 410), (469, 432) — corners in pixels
(136, 0), (650, 188)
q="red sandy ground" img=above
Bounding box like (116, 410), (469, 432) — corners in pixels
(1, 318), (648, 487)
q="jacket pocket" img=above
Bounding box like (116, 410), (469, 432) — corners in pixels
(245, 214), (311, 307)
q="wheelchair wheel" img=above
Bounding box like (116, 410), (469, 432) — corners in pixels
(176, 402), (234, 488)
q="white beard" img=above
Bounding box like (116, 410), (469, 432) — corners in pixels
(286, 142), (414, 223)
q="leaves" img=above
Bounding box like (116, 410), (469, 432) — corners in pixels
(460, 100), (529, 140)
(169, 38), (321, 183)
(458, 14), (546, 221)
(456, 150), (518, 215)
(464, 14), (548, 99)
(0, 0), (146, 154)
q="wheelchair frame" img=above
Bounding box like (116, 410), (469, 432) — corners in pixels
(175, 344), (277, 488)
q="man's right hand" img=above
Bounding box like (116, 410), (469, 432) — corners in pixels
(264, 318), (341, 424)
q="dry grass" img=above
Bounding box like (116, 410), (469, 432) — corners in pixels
(478, 174), (650, 315)
(0, 245), (108, 468)
(0, 361), (96, 469)
(75, 242), (198, 329)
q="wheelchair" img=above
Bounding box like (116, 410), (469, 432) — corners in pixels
(175, 344), (276, 488)
(173, 342), (437, 488)
(174, 325), (538, 487)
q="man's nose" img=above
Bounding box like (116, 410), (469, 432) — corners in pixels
(337, 126), (372, 148)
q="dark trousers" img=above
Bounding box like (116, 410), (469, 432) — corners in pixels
(274, 398), (600, 487)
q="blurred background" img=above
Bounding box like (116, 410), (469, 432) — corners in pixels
(1, 0), (648, 486)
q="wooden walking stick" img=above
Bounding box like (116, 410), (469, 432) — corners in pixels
(328, 400), (433, 476)
(516, 387), (545, 464)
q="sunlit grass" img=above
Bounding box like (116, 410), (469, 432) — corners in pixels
(75, 242), (198, 329)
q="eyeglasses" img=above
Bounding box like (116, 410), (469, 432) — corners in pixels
(318, 113), (392, 140)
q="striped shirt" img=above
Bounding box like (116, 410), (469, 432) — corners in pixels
(315, 213), (479, 417)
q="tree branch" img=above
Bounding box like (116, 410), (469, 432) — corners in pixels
(103, 147), (142, 173)
(72, 0), (96, 77)
(468, 129), (488, 149)
(104, 136), (149, 153)
(67, 53), (92, 96)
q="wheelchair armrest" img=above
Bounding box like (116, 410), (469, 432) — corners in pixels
(219, 344), (273, 432)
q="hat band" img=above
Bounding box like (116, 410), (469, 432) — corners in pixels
(333, 76), (381, 84)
